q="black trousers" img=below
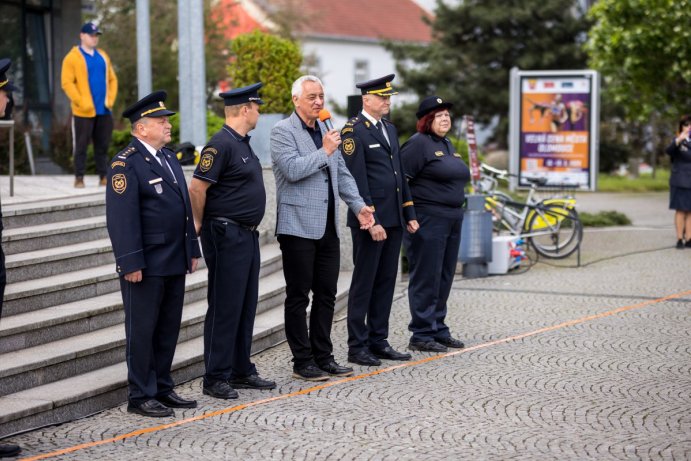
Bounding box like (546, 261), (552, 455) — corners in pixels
(278, 226), (340, 368)
(120, 274), (186, 404)
(201, 220), (260, 383)
(347, 226), (403, 354)
(72, 114), (113, 178)
(0, 244), (5, 319)
(403, 212), (462, 342)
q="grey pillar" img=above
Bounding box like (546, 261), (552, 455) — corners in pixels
(136, 0), (152, 98)
(178, 0), (207, 146)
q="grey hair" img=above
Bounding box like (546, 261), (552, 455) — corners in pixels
(291, 75), (325, 98)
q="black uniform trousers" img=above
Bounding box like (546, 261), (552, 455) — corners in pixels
(278, 223), (340, 368)
(72, 114), (113, 178)
(347, 226), (403, 354)
(403, 212), (462, 342)
(120, 274), (185, 404)
(202, 219), (260, 383)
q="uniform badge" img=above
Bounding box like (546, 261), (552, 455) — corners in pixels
(154, 184), (163, 194)
(199, 152), (214, 172)
(111, 160), (126, 169)
(342, 138), (356, 156)
(112, 173), (127, 194)
(435, 151), (445, 157)
(203, 147), (218, 156)
(453, 153), (462, 158)
(341, 127), (353, 134)
(437, 98), (443, 103)
(364, 121), (370, 128)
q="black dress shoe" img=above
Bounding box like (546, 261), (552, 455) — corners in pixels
(676, 239), (684, 249)
(229, 374), (277, 389)
(436, 336), (465, 349)
(157, 391), (197, 408)
(370, 346), (412, 361)
(0, 444), (21, 458)
(408, 340), (448, 353)
(127, 399), (174, 417)
(685, 240), (691, 248)
(348, 350), (382, 366)
(293, 364), (330, 382)
(203, 380), (239, 399)
(318, 360), (354, 377)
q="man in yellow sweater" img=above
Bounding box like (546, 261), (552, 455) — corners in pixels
(61, 22), (118, 188)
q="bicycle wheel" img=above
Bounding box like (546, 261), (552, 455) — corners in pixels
(527, 204), (582, 259)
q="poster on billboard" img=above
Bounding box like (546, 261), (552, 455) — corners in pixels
(509, 69), (599, 190)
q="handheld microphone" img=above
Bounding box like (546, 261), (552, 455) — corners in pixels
(318, 109), (335, 131)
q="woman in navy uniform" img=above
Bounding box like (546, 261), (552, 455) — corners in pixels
(400, 96), (470, 353)
(106, 90), (201, 417)
(341, 74), (418, 366)
(666, 114), (691, 249)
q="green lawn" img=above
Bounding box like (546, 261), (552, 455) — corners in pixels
(597, 169), (669, 192)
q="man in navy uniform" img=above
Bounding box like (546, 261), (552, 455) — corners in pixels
(341, 74), (419, 366)
(189, 83), (276, 399)
(106, 90), (201, 417)
(0, 57), (22, 459)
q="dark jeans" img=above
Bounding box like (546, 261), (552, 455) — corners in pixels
(278, 228), (340, 368)
(72, 114), (113, 178)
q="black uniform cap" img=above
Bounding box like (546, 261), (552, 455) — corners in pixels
(0, 58), (19, 92)
(416, 95), (453, 119)
(355, 74), (398, 96)
(219, 82), (265, 107)
(122, 90), (176, 123)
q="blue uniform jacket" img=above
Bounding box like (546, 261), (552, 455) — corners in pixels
(340, 113), (416, 228)
(106, 137), (201, 276)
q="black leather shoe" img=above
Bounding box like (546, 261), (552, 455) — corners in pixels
(293, 364), (330, 382)
(318, 360), (354, 376)
(229, 374), (277, 389)
(127, 399), (174, 417)
(0, 444), (21, 458)
(436, 336), (465, 349)
(370, 346), (412, 361)
(685, 240), (691, 248)
(348, 350), (382, 366)
(157, 391), (197, 408)
(203, 380), (239, 399)
(676, 239), (684, 249)
(408, 340), (448, 353)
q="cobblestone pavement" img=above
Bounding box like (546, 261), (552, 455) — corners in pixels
(6, 194), (691, 460)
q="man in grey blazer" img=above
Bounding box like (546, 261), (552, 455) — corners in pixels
(271, 75), (374, 381)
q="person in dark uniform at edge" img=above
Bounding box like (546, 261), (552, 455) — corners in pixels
(665, 114), (691, 249)
(0, 58), (22, 459)
(188, 83), (276, 399)
(341, 74), (419, 367)
(400, 96), (469, 353)
(270, 75), (375, 382)
(106, 90), (201, 418)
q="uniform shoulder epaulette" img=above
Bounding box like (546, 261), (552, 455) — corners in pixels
(116, 146), (136, 159)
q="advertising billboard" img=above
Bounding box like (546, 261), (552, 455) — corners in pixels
(509, 69), (599, 190)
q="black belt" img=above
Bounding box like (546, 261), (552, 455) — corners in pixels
(208, 217), (258, 232)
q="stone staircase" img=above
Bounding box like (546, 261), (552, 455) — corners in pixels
(0, 191), (352, 438)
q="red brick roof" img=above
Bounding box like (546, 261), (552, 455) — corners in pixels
(298, 0), (433, 43)
(214, 0), (432, 43)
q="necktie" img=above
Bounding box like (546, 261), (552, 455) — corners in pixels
(155, 150), (176, 183)
(376, 122), (389, 146)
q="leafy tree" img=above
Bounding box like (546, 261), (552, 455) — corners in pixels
(227, 30), (302, 114)
(388, 0), (589, 146)
(585, 0), (691, 124)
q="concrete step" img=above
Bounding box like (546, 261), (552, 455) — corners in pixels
(0, 243), (282, 353)
(1, 193), (105, 230)
(1, 216), (109, 255)
(4, 238), (115, 284)
(0, 272), (352, 438)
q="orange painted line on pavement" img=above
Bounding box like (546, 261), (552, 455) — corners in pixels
(20, 288), (691, 461)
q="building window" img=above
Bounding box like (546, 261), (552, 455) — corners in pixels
(354, 60), (369, 91)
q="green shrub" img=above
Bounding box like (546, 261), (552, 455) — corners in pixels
(579, 210), (632, 227)
(227, 31), (302, 115)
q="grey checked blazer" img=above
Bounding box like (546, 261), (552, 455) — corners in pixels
(271, 111), (366, 239)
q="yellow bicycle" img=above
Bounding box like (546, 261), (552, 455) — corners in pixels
(477, 164), (582, 259)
